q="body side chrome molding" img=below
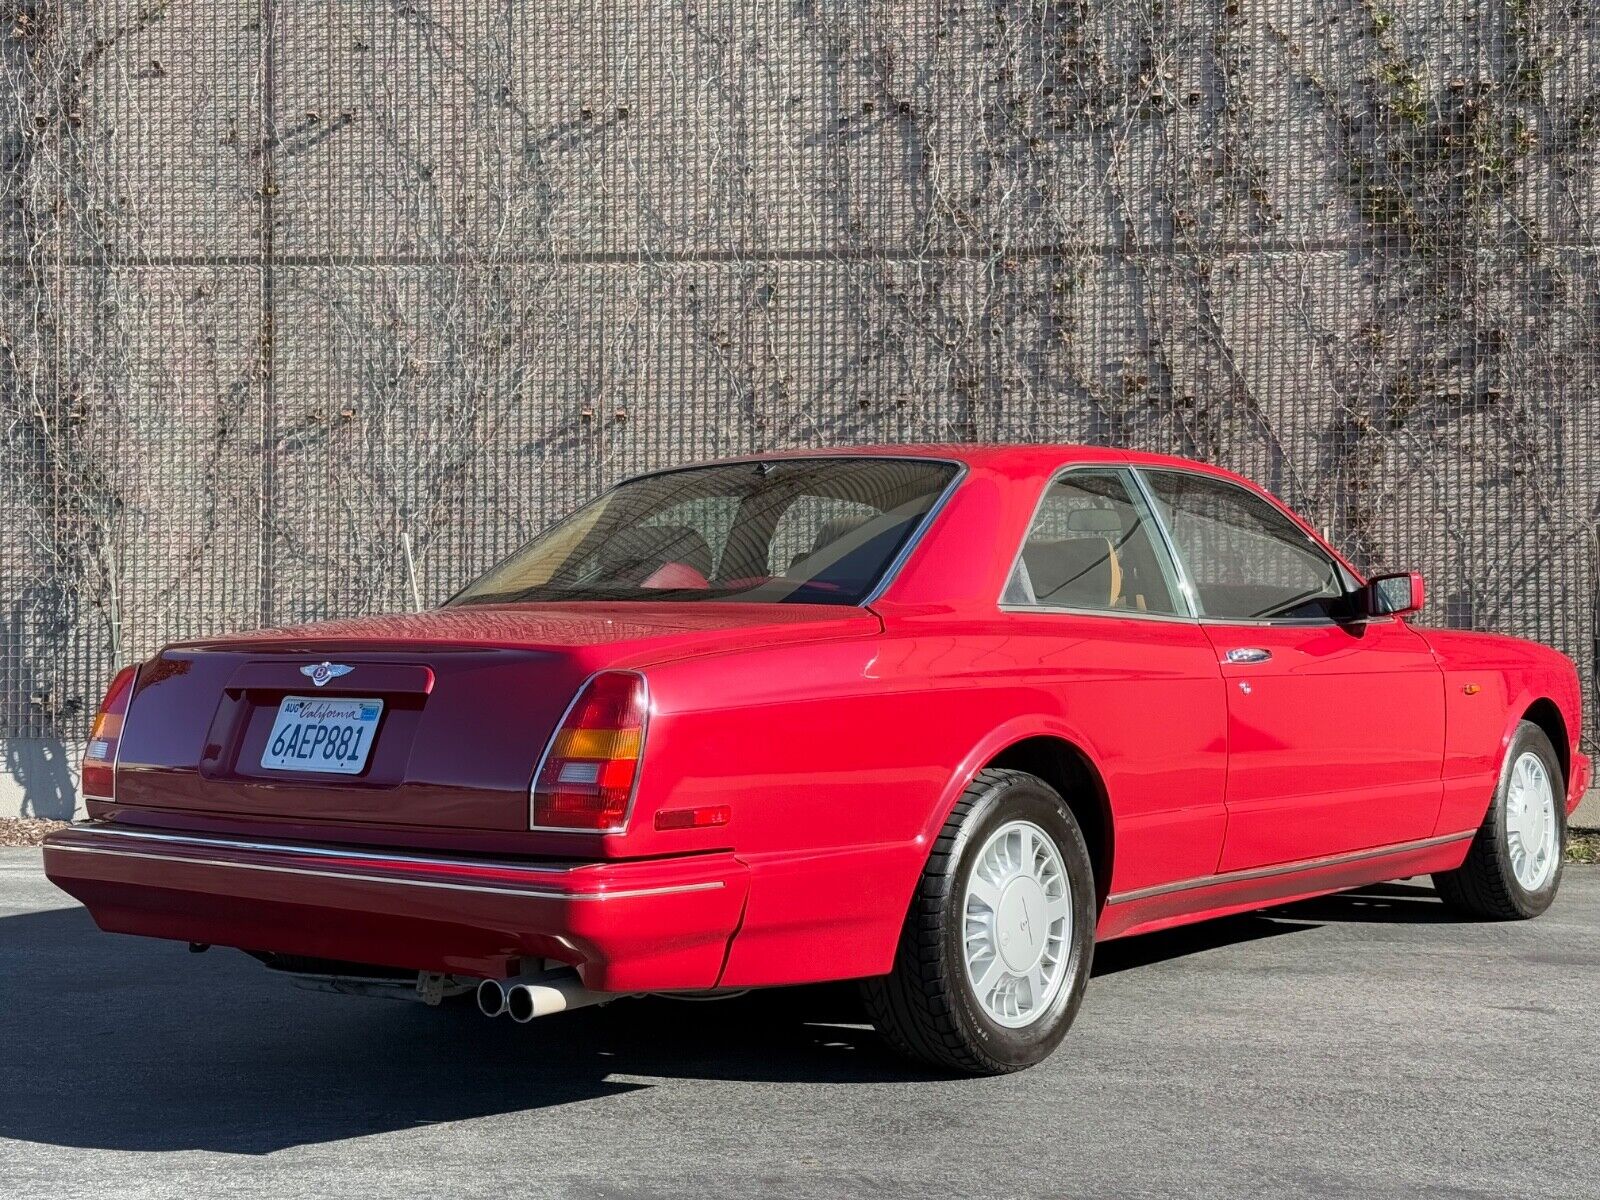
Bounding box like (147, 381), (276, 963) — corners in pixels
(1104, 830), (1472, 906)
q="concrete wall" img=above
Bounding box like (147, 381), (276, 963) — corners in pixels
(0, 740), (79, 822)
(3, 1), (1598, 817)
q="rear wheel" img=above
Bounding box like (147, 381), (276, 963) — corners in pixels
(861, 768), (1097, 1075)
(1433, 721), (1566, 920)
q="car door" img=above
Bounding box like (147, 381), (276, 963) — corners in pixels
(1137, 468), (1446, 873)
(999, 466), (1230, 896)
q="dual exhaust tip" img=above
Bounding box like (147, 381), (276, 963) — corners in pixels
(476, 970), (604, 1023)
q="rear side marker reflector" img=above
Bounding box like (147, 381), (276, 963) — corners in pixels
(654, 806), (731, 831)
(532, 671), (648, 832)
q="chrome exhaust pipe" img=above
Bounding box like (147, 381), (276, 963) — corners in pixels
(506, 971), (606, 1023)
(476, 977), (510, 1018)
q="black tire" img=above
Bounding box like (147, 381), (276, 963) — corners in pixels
(1433, 721), (1566, 920)
(861, 768), (1097, 1075)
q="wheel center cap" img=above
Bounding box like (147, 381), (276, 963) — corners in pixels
(996, 877), (1048, 973)
(1518, 795), (1546, 847)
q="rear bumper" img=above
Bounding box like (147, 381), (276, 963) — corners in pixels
(42, 822), (748, 990)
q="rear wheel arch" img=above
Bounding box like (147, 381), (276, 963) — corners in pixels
(974, 735), (1114, 911)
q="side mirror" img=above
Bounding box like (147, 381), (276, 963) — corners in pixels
(1365, 571), (1425, 618)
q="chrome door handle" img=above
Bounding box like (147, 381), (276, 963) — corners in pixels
(1224, 647), (1272, 664)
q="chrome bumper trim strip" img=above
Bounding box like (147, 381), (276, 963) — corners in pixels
(48, 825), (724, 901)
(61, 823), (578, 874)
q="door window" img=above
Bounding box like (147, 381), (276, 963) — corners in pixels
(1140, 470), (1350, 622)
(1004, 469), (1183, 615)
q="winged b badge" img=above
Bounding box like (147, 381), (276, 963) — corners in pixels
(300, 661), (354, 688)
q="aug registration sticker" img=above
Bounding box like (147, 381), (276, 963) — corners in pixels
(261, 696), (383, 775)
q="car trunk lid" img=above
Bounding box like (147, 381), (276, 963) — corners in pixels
(113, 602), (876, 832)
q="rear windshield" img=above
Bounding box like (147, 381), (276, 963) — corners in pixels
(450, 457), (960, 608)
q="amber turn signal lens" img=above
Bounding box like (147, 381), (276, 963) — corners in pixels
(532, 671), (648, 832)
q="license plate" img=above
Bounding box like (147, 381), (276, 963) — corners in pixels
(261, 696), (383, 775)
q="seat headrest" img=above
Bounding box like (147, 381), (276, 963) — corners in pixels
(811, 514), (875, 555)
(600, 524), (714, 581)
(1022, 536), (1123, 609)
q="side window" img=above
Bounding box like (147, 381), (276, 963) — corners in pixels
(1141, 470), (1348, 621)
(1005, 469), (1182, 615)
(767, 496), (883, 576)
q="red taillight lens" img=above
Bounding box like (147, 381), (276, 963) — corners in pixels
(531, 672), (648, 832)
(82, 665), (137, 801)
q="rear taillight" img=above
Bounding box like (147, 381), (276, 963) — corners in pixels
(531, 671), (648, 832)
(82, 665), (138, 802)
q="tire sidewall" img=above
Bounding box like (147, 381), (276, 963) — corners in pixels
(936, 775), (1097, 1070)
(1494, 724), (1566, 916)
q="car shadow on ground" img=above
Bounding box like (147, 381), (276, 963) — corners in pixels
(0, 880), (1456, 1155)
(1263, 879), (1463, 924)
(1093, 879), (1455, 974)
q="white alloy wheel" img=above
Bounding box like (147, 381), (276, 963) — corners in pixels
(962, 819), (1072, 1028)
(1505, 750), (1559, 892)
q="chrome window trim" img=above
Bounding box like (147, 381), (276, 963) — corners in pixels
(529, 668), (651, 835)
(996, 462), (1196, 619)
(1190, 613), (1396, 628)
(1128, 467), (1200, 617)
(998, 603), (1200, 625)
(448, 452), (967, 611)
(1131, 465), (1360, 629)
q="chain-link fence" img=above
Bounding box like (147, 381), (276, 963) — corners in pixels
(3, 1), (1598, 814)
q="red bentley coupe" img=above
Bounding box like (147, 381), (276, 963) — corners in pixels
(45, 446), (1587, 1073)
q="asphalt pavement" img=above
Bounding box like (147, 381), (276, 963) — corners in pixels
(3, 847), (1596, 1199)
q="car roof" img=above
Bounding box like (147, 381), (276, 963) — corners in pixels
(677, 443), (1254, 485)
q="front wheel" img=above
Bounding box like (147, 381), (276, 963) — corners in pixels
(1433, 721), (1566, 920)
(861, 768), (1097, 1075)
